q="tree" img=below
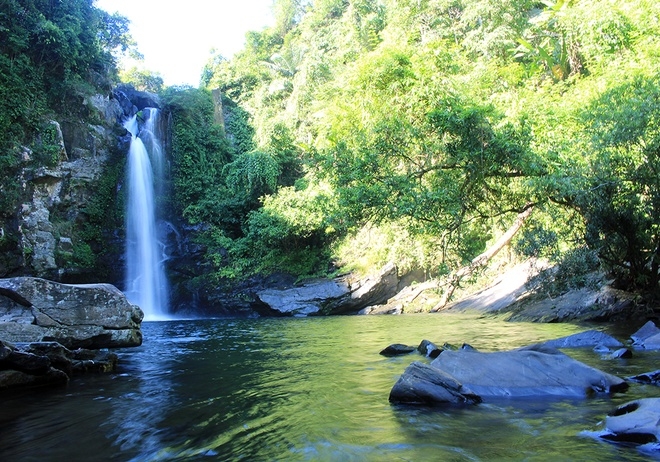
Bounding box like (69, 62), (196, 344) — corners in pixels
(576, 75), (660, 291)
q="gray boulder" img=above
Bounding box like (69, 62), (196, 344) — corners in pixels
(631, 321), (660, 349)
(0, 277), (143, 349)
(380, 343), (416, 357)
(0, 340), (118, 391)
(430, 346), (628, 398)
(417, 339), (442, 358)
(389, 361), (481, 405)
(389, 346), (627, 405)
(600, 398), (660, 444)
(257, 263), (401, 316)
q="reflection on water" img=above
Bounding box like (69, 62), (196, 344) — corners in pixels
(1, 313), (659, 461)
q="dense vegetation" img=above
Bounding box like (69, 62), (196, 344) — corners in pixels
(165, 0), (660, 298)
(3, 0), (660, 303)
(0, 0), (132, 275)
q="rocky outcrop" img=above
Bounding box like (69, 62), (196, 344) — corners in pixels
(389, 345), (628, 405)
(0, 277), (143, 349)
(113, 85), (160, 113)
(0, 340), (118, 390)
(0, 89), (130, 282)
(256, 263), (402, 316)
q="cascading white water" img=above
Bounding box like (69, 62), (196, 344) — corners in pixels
(124, 109), (170, 321)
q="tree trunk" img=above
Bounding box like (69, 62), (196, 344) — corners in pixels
(431, 204), (535, 311)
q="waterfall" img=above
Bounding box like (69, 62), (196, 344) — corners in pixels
(123, 108), (170, 321)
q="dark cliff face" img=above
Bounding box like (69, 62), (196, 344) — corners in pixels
(0, 91), (140, 285)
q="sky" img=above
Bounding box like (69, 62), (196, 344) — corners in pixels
(94, 0), (275, 87)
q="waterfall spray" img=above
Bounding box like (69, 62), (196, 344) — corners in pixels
(124, 109), (170, 320)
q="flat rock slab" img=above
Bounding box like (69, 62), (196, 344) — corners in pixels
(428, 346), (628, 399)
(0, 277), (143, 349)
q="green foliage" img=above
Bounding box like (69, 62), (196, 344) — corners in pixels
(574, 74), (660, 290)
(119, 67), (164, 93)
(214, 180), (336, 278)
(162, 87), (232, 223)
(529, 246), (601, 297)
(181, 0), (660, 295)
(223, 100), (256, 155)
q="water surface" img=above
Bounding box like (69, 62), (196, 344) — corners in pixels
(2, 313), (659, 461)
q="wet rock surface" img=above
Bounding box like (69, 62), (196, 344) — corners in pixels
(0, 277), (141, 391)
(257, 263), (403, 316)
(597, 398), (660, 445)
(0, 339), (118, 390)
(388, 328), (636, 407)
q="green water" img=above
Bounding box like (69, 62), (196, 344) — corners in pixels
(1, 313), (659, 461)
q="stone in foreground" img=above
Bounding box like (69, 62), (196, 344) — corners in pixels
(599, 398), (660, 445)
(0, 277), (143, 349)
(631, 321), (660, 349)
(390, 345), (628, 405)
(389, 361), (481, 405)
(430, 346), (628, 399)
(380, 343), (416, 356)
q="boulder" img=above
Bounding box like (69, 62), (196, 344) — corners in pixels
(380, 343), (416, 357)
(538, 330), (624, 349)
(0, 340), (119, 390)
(390, 345), (628, 404)
(389, 361), (481, 405)
(257, 263), (401, 316)
(0, 277), (143, 349)
(600, 399), (660, 444)
(429, 346), (628, 398)
(417, 339), (442, 358)
(631, 321), (660, 349)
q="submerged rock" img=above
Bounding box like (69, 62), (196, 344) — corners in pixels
(380, 344), (416, 357)
(0, 277), (143, 349)
(627, 370), (660, 386)
(0, 340), (117, 390)
(599, 398), (660, 445)
(606, 348), (633, 359)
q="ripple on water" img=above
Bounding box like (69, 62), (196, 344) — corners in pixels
(1, 314), (658, 461)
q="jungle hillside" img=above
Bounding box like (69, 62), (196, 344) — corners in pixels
(2, 0), (660, 311)
(170, 0), (660, 301)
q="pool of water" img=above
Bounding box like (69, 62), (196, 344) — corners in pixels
(2, 313), (659, 461)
